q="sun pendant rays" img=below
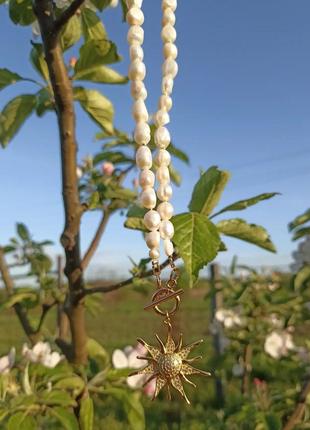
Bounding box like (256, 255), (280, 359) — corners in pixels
(130, 326), (211, 404)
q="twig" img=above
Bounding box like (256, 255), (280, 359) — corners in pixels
(78, 253), (179, 299)
(35, 301), (57, 334)
(0, 247), (35, 342)
(283, 379), (310, 430)
(53, 0), (86, 33)
(81, 209), (111, 270)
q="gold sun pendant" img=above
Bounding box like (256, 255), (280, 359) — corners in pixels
(130, 324), (211, 404)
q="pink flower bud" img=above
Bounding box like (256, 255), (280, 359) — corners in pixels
(143, 378), (156, 398)
(69, 57), (77, 68)
(102, 162), (115, 176)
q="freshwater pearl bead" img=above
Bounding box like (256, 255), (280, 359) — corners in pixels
(162, 8), (176, 25)
(128, 59), (146, 80)
(154, 149), (171, 166)
(161, 24), (177, 43)
(127, 25), (144, 45)
(126, 0), (143, 8)
(162, 58), (178, 78)
(141, 188), (157, 209)
(154, 109), (170, 127)
(164, 239), (174, 256)
(134, 122), (151, 145)
(146, 231), (160, 249)
(162, 76), (174, 95)
(144, 210), (161, 231)
(139, 169), (155, 188)
(130, 44), (144, 61)
(159, 220), (174, 239)
(154, 126), (170, 149)
(157, 201), (174, 220)
(131, 81), (147, 100)
(163, 43), (178, 59)
(162, 0), (177, 12)
(156, 165), (170, 183)
(149, 248), (160, 260)
(132, 99), (148, 121)
(136, 145), (152, 169)
(157, 183), (173, 201)
(159, 95), (173, 111)
(126, 7), (144, 25)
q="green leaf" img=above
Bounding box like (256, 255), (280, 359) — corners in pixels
(8, 413), (36, 430)
(0, 94), (36, 147)
(0, 68), (23, 91)
(79, 397), (94, 430)
(87, 338), (109, 367)
(289, 208), (310, 231)
(54, 376), (85, 396)
(88, 192), (100, 210)
(169, 164), (182, 186)
(211, 192), (279, 218)
(172, 212), (221, 284)
(292, 226), (310, 241)
(60, 15), (82, 51)
(294, 265), (310, 289)
(40, 390), (76, 407)
(17, 222), (30, 240)
(9, 0), (35, 25)
(75, 40), (121, 74)
(216, 218), (276, 253)
(2, 291), (38, 309)
(168, 142), (189, 164)
(120, 0), (128, 21)
(30, 43), (49, 82)
(89, 0), (111, 11)
(81, 9), (107, 41)
(35, 88), (54, 117)
(105, 186), (136, 201)
(74, 87), (114, 133)
(124, 217), (146, 232)
(264, 413), (281, 430)
(104, 388), (145, 430)
(93, 150), (133, 165)
(127, 204), (147, 218)
(49, 407), (79, 430)
(189, 166), (230, 216)
(74, 65), (127, 84)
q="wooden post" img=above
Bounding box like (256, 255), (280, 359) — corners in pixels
(210, 263), (225, 407)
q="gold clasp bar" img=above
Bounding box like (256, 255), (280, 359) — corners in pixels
(144, 287), (184, 316)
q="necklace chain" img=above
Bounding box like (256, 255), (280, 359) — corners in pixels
(127, 0), (178, 269)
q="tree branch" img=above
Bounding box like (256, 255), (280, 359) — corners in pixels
(35, 301), (57, 334)
(81, 208), (111, 271)
(78, 253), (179, 298)
(283, 379), (310, 430)
(53, 0), (86, 34)
(0, 247), (36, 343)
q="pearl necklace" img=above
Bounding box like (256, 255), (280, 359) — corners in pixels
(127, 0), (178, 263)
(126, 0), (211, 404)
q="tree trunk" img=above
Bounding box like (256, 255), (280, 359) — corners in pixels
(34, 0), (87, 364)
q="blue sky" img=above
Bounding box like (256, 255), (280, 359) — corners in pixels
(0, 0), (309, 277)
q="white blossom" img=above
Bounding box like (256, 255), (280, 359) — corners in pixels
(110, 0), (119, 6)
(22, 342), (62, 368)
(112, 343), (155, 395)
(264, 331), (295, 359)
(0, 348), (15, 374)
(215, 308), (243, 329)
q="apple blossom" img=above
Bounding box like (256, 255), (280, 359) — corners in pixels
(0, 348), (15, 374)
(22, 342), (63, 368)
(102, 162), (115, 176)
(264, 331), (295, 359)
